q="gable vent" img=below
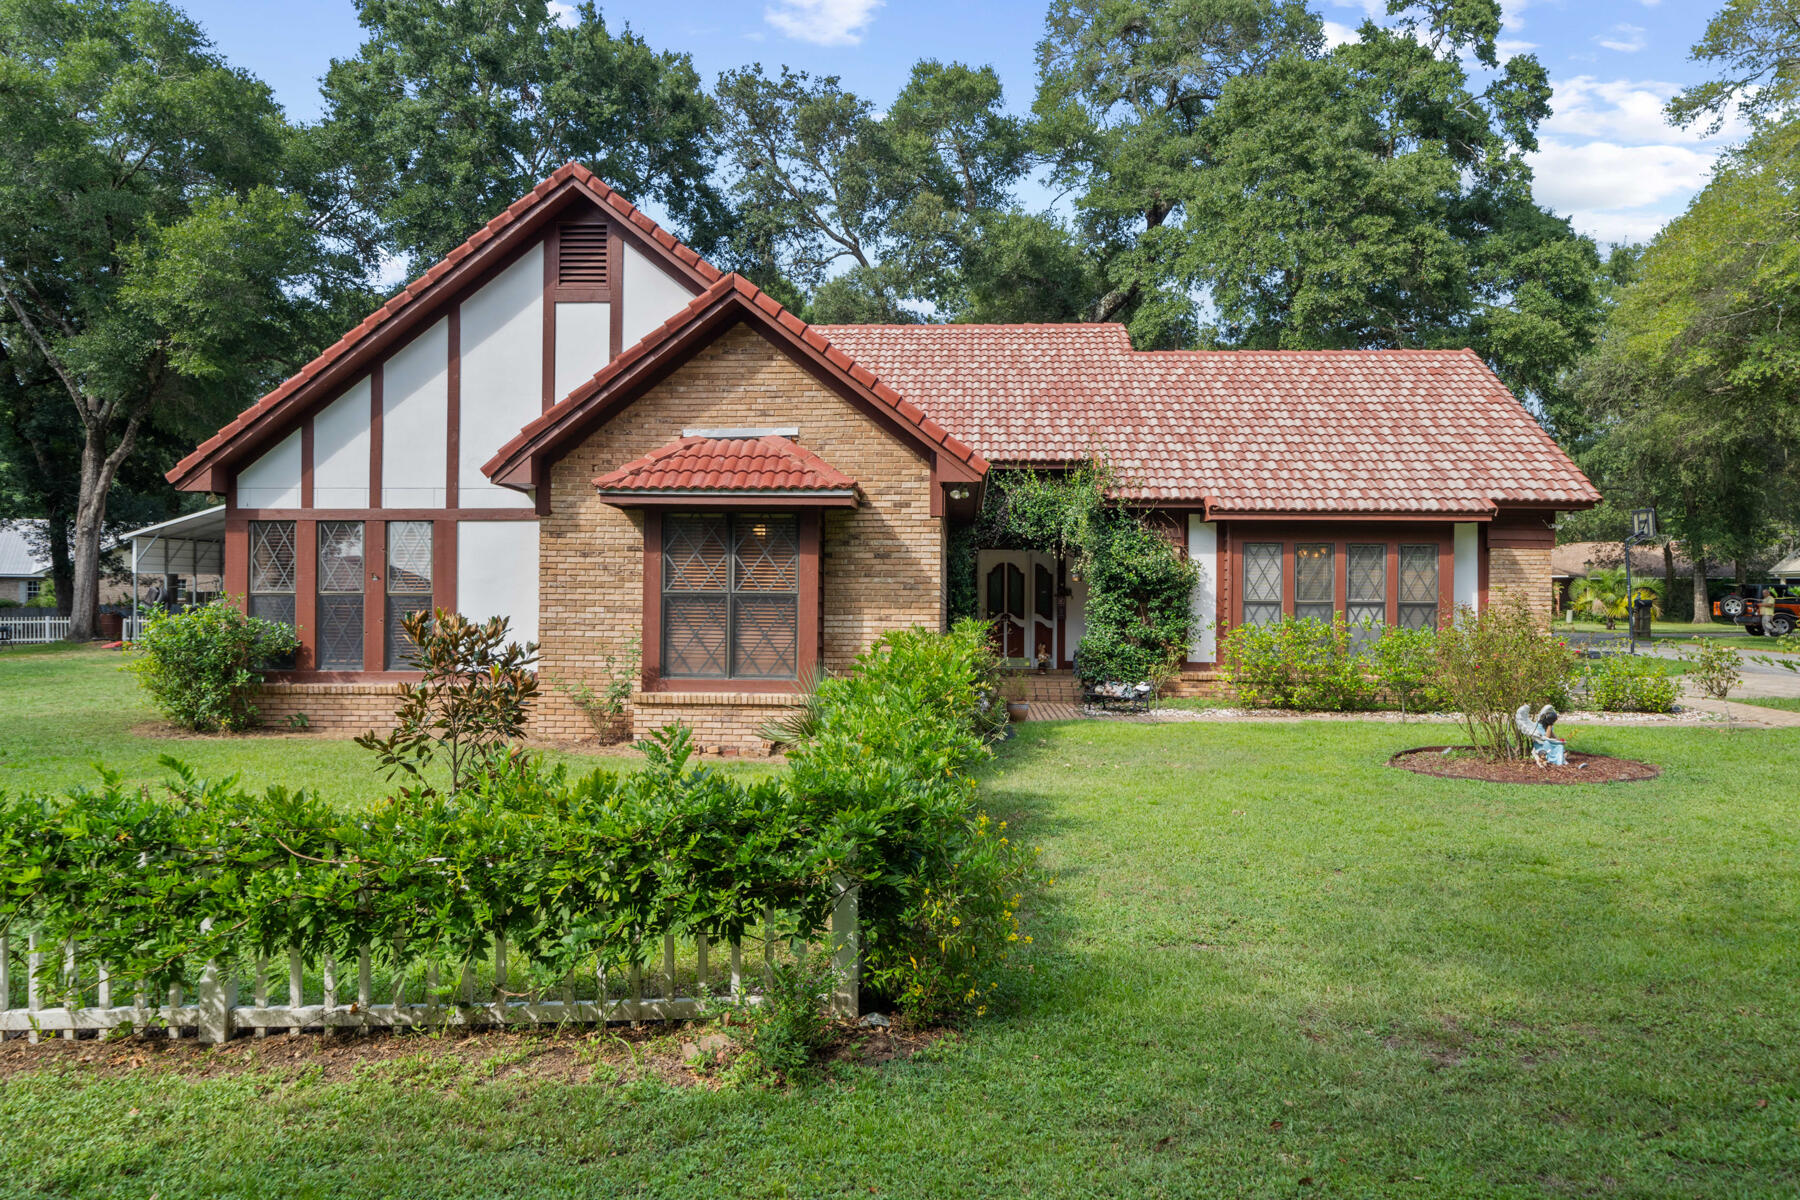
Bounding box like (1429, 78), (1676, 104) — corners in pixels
(558, 224), (608, 287)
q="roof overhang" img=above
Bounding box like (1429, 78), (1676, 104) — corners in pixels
(596, 488), (861, 508)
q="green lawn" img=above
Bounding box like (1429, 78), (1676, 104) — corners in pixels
(1740, 696), (1800, 713)
(4, 650), (1800, 1196)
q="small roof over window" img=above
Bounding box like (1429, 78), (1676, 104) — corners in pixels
(593, 435), (861, 507)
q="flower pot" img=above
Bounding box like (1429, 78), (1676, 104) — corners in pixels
(1006, 700), (1030, 722)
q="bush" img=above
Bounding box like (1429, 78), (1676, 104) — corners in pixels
(1681, 637), (1742, 700)
(723, 957), (839, 1086)
(125, 598), (300, 731)
(1075, 519), (1199, 687)
(1369, 624), (1451, 716)
(1221, 616), (1379, 711)
(785, 619), (1042, 1023)
(1435, 596), (1577, 758)
(1581, 654), (1679, 713)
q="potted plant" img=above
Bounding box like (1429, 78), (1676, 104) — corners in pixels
(1002, 675), (1030, 722)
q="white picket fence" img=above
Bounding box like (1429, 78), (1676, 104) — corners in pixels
(0, 891), (859, 1044)
(0, 612), (145, 644)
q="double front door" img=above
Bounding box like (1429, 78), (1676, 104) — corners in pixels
(979, 550), (1060, 667)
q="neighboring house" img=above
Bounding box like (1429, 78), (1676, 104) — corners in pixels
(169, 163), (1600, 749)
(1772, 552), (1800, 587)
(0, 521), (50, 604)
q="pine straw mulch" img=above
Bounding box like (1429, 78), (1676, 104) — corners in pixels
(1390, 746), (1661, 784)
(0, 1020), (939, 1088)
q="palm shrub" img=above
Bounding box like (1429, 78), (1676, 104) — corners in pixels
(1572, 567), (1663, 629)
(1435, 595), (1577, 758)
(125, 598), (300, 731)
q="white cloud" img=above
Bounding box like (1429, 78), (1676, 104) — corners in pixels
(1323, 20), (1360, 49)
(764, 0), (882, 45)
(1495, 38), (1538, 57)
(1528, 138), (1717, 243)
(547, 1), (577, 27)
(1545, 76), (1745, 146)
(1597, 23), (1647, 53)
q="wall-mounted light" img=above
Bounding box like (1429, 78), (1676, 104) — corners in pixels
(948, 487), (970, 501)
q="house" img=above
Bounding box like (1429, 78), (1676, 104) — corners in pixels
(0, 522), (51, 605)
(170, 163), (1599, 750)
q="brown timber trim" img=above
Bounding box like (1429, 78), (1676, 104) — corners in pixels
(233, 507), (535, 521)
(433, 518), (457, 618)
(1479, 523), (1491, 610)
(368, 366), (384, 509)
(294, 520), (318, 671)
(640, 509), (662, 683)
(1224, 521), (1458, 630)
(362, 519), (386, 673)
(299, 418), (315, 509)
(799, 509), (821, 678)
(223, 516), (248, 608)
(446, 308), (461, 508)
(608, 227), (624, 360)
(1208, 510), (1494, 523)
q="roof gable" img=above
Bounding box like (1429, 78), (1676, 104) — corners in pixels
(167, 162), (721, 493)
(482, 274), (987, 493)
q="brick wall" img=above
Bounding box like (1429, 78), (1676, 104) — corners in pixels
(1488, 546), (1555, 626)
(252, 682), (405, 734)
(630, 690), (805, 755)
(535, 323), (945, 750)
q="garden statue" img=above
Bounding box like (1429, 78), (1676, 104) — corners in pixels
(1515, 703), (1567, 767)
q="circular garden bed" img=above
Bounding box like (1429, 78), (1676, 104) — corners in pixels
(1390, 746), (1661, 784)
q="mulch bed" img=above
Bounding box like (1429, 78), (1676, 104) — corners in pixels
(0, 1021), (938, 1086)
(1390, 746), (1661, 784)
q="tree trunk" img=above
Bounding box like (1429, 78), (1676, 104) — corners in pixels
(1663, 540), (1674, 598)
(46, 508), (72, 617)
(66, 423), (125, 640)
(1735, 557), (1747, 589)
(1691, 546), (1712, 623)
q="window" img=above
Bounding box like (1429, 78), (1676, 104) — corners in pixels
(248, 521), (296, 628)
(1347, 544), (1387, 630)
(663, 513), (798, 680)
(1294, 544), (1335, 623)
(23, 579), (41, 601)
(1399, 544), (1439, 629)
(1242, 543), (1284, 626)
(385, 521), (433, 669)
(317, 521), (365, 670)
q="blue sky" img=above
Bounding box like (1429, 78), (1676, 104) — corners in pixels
(184, 0), (1732, 248)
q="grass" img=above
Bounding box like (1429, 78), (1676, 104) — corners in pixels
(4, 652), (1800, 1196)
(1738, 696), (1800, 713)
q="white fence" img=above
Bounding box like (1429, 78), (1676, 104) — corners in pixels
(1, 892), (859, 1045)
(0, 613), (145, 644)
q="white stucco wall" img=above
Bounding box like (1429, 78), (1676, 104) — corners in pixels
(381, 318), (449, 508)
(554, 301), (611, 401)
(457, 520), (539, 649)
(1454, 523), (1480, 616)
(620, 241), (696, 352)
(237, 429), (302, 509)
(458, 245), (541, 509)
(312, 377), (370, 508)
(1188, 516), (1219, 662)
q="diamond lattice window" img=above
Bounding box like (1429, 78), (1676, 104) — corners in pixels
(663, 514), (798, 680)
(385, 521), (433, 669)
(1294, 544), (1335, 624)
(1398, 544), (1439, 629)
(317, 521), (364, 670)
(1242, 543), (1284, 627)
(248, 521), (296, 635)
(1347, 543), (1387, 634)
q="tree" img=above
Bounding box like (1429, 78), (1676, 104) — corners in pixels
(1033, 0), (1321, 344)
(715, 60), (1088, 322)
(321, 0), (729, 273)
(1667, 0), (1800, 134)
(1183, 8), (1602, 408)
(0, 0), (359, 638)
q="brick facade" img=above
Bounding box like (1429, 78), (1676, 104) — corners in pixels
(534, 323), (944, 750)
(251, 682), (406, 734)
(1488, 545), (1555, 626)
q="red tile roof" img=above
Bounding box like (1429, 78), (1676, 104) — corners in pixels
(483, 273), (987, 488)
(167, 162), (721, 491)
(594, 435), (858, 495)
(817, 324), (1599, 514)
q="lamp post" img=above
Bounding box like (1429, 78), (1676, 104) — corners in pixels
(1624, 507), (1657, 654)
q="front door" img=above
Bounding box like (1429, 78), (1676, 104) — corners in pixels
(979, 551), (1057, 667)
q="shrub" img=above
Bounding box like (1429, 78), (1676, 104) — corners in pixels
(125, 598), (300, 731)
(1075, 518), (1198, 686)
(723, 956), (839, 1086)
(1221, 616), (1380, 711)
(785, 620), (1042, 1022)
(1435, 596), (1578, 758)
(1581, 654), (1679, 713)
(357, 608), (538, 793)
(1681, 637), (1742, 700)
(1370, 624), (1450, 716)
(553, 636), (639, 743)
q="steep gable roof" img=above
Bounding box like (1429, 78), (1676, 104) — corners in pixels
(167, 162), (720, 493)
(819, 325), (1599, 514)
(482, 274), (987, 491)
